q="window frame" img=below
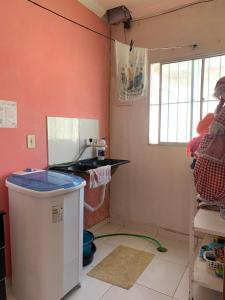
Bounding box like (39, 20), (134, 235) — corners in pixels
(148, 52), (225, 146)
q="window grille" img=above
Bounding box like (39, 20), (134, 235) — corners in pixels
(149, 54), (225, 144)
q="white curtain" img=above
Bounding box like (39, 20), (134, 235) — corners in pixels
(114, 41), (148, 103)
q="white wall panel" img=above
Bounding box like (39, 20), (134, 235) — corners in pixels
(47, 117), (79, 165)
(79, 119), (99, 160)
(47, 117), (99, 165)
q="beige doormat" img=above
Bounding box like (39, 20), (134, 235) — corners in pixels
(87, 245), (154, 289)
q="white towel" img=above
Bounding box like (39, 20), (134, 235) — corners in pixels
(88, 165), (111, 188)
(114, 40), (148, 103)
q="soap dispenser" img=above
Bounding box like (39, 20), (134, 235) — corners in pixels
(96, 138), (106, 160)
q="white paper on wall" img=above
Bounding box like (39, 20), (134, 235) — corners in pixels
(0, 100), (17, 128)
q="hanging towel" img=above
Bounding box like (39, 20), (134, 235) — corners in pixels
(88, 165), (111, 188)
(114, 41), (148, 103)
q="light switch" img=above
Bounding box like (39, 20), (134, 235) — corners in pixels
(27, 134), (36, 149)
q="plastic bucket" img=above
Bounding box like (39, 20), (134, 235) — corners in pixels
(83, 243), (96, 266)
(83, 230), (94, 257)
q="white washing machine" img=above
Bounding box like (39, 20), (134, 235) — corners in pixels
(6, 169), (86, 300)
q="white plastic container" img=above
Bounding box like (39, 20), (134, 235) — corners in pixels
(96, 138), (106, 160)
(6, 170), (86, 300)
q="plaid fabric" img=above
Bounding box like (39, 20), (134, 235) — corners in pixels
(194, 157), (225, 203)
(215, 106), (225, 124)
(194, 100), (225, 204)
(197, 134), (214, 154)
(196, 102), (225, 163)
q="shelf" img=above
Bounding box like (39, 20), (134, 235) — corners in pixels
(194, 209), (225, 237)
(191, 209), (225, 297)
(194, 255), (223, 293)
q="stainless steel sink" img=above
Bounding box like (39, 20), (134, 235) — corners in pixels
(48, 158), (129, 176)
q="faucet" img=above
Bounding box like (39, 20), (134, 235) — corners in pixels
(72, 144), (92, 162)
(73, 138), (107, 162)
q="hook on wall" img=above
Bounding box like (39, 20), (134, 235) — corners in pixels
(130, 40), (134, 51)
(192, 44), (198, 49)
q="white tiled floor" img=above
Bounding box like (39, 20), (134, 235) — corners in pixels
(7, 222), (222, 300)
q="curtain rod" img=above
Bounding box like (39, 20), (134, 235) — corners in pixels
(26, 0), (198, 51)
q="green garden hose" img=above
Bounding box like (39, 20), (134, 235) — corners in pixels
(94, 233), (168, 252)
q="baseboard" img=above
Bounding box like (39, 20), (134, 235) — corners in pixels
(89, 217), (110, 233)
(110, 217), (159, 234)
(109, 217), (190, 241)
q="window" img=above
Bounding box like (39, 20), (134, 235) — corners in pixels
(149, 54), (225, 144)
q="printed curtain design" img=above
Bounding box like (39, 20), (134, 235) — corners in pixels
(115, 41), (148, 102)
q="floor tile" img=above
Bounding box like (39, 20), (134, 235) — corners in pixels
(92, 236), (105, 248)
(88, 219), (110, 234)
(157, 228), (189, 242)
(173, 268), (189, 300)
(92, 222), (157, 253)
(64, 275), (111, 300)
(174, 268), (222, 300)
(8, 222), (222, 300)
(96, 224), (155, 251)
(7, 277), (111, 300)
(144, 236), (189, 266)
(101, 284), (171, 300)
(103, 233), (149, 250)
(83, 242), (118, 275)
(93, 223), (123, 244)
(137, 257), (186, 297)
(94, 222), (123, 235)
(120, 223), (158, 237)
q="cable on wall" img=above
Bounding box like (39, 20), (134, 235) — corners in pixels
(132, 0), (215, 22)
(26, 0), (115, 41)
(26, 0), (198, 51)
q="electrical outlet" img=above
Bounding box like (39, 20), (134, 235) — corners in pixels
(27, 134), (36, 149)
(86, 138), (97, 146)
(85, 138), (92, 146)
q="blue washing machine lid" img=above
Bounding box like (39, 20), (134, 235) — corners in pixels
(7, 170), (85, 192)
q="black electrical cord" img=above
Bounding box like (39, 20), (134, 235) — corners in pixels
(132, 0), (215, 22)
(26, 0), (115, 41)
(25, 0), (199, 51)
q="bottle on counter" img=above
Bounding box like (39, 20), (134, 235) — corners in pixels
(96, 138), (107, 160)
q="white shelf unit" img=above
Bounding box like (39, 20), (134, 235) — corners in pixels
(189, 203), (225, 299)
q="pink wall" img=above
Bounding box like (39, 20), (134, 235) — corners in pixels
(0, 0), (110, 275)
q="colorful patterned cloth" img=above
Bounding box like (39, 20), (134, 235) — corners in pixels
(114, 41), (148, 102)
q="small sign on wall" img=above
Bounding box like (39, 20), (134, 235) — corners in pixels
(0, 100), (17, 128)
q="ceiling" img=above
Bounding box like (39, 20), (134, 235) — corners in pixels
(78, 0), (204, 19)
